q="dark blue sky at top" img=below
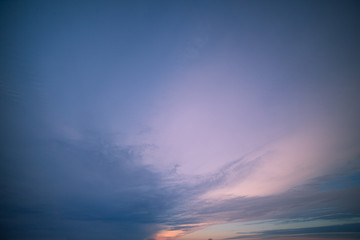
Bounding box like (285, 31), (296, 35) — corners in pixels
(1, 1), (360, 240)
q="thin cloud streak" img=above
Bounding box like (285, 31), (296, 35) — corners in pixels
(226, 223), (360, 239)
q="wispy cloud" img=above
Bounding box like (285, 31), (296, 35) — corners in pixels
(226, 223), (360, 239)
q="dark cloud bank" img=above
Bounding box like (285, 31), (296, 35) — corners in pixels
(226, 222), (360, 239)
(0, 122), (171, 239)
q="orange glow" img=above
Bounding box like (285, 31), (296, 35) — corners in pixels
(155, 229), (184, 240)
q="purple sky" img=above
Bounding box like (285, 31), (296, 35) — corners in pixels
(1, 1), (360, 240)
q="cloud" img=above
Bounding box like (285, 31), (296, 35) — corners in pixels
(0, 126), (173, 239)
(226, 223), (360, 239)
(202, 123), (360, 198)
(162, 165), (360, 238)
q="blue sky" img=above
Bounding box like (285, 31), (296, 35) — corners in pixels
(1, 1), (360, 240)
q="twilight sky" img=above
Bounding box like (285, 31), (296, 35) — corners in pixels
(1, 1), (360, 240)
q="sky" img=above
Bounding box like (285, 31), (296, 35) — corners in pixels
(1, 0), (360, 240)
